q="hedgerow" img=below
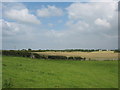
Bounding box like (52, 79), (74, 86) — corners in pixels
(2, 50), (85, 60)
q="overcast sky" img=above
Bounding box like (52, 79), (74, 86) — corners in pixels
(1, 0), (118, 50)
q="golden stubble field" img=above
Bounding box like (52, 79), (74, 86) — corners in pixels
(34, 51), (119, 60)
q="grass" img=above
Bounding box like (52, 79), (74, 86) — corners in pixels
(34, 51), (119, 60)
(2, 56), (118, 88)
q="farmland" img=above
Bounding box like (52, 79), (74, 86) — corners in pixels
(2, 56), (118, 88)
(34, 51), (119, 60)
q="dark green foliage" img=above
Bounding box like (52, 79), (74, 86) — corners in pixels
(114, 49), (120, 53)
(29, 49), (116, 52)
(28, 48), (32, 51)
(68, 57), (74, 60)
(32, 53), (41, 59)
(32, 53), (47, 59)
(2, 50), (85, 60)
(5, 49), (119, 52)
(48, 55), (67, 60)
(47, 56), (84, 60)
(74, 56), (83, 60)
(3, 78), (13, 88)
(67, 56), (84, 60)
(2, 50), (31, 57)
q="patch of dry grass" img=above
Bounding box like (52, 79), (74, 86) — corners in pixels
(34, 51), (119, 60)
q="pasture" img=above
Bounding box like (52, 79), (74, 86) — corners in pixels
(34, 51), (119, 60)
(2, 56), (118, 88)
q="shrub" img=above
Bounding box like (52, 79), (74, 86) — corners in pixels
(48, 55), (67, 60)
(2, 50), (31, 57)
(32, 53), (48, 59)
(68, 56), (84, 60)
(33, 53), (41, 59)
(68, 57), (74, 60)
(74, 57), (83, 60)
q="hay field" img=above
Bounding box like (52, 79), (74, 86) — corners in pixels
(34, 51), (119, 60)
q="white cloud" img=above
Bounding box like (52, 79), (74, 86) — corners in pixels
(37, 5), (63, 17)
(89, 0), (118, 2)
(94, 18), (111, 28)
(46, 29), (64, 38)
(1, 0), (118, 2)
(2, 19), (20, 35)
(66, 2), (117, 20)
(2, 19), (44, 49)
(48, 23), (54, 27)
(1, 19), (38, 36)
(66, 20), (90, 32)
(65, 2), (117, 33)
(2, 2), (118, 50)
(3, 3), (40, 24)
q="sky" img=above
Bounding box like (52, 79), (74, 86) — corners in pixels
(1, 1), (119, 50)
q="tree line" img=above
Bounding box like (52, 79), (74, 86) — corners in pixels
(14, 48), (120, 52)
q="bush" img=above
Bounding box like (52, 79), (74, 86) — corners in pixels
(74, 57), (83, 60)
(33, 53), (41, 59)
(68, 57), (74, 60)
(48, 55), (67, 60)
(67, 56), (84, 60)
(2, 50), (48, 59)
(2, 50), (31, 57)
(32, 53), (48, 59)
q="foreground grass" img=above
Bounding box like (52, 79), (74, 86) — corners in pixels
(2, 56), (118, 88)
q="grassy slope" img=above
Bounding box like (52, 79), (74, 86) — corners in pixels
(2, 56), (118, 88)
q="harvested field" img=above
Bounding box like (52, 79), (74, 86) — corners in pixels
(34, 51), (119, 60)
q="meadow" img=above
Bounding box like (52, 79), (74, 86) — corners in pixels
(2, 56), (118, 88)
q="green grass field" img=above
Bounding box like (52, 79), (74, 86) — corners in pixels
(2, 56), (118, 88)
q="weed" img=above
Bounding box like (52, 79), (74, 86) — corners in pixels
(3, 78), (13, 88)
